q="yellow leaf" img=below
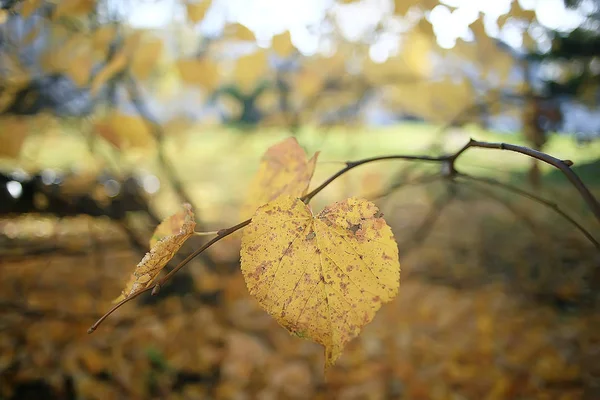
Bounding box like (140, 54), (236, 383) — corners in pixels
(226, 23), (256, 42)
(93, 112), (154, 149)
(401, 27), (434, 78)
(233, 49), (268, 92)
(91, 25), (116, 55)
(90, 49), (128, 95)
(241, 137), (319, 219)
(0, 10), (8, 24)
(290, 70), (323, 106)
(176, 58), (220, 90)
(53, 0), (95, 18)
(131, 37), (163, 81)
(66, 49), (93, 86)
(186, 0), (210, 24)
(240, 195), (400, 369)
(272, 31), (295, 58)
(116, 204), (195, 302)
(20, 0), (44, 18)
(0, 116), (28, 158)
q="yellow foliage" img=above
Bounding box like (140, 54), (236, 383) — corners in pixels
(393, 0), (419, 16)
(90, 49), (128, 95)
(93, 112), (155, 149)
(294, 70), (323, 100)
(20, 0), (44, 18)
(176, 58), (221, 91)
(241, 137), (319, 219)
(185, 0), (211, 24)
(240, 195), (400, 368)
(66, 47), (94, 87)
(131, 37), (164, 81)
(272, 31), (295, 58)
(0, 116), (28, 159)
(256, 89), (279, 112)
(394, 0), (436, 15)
(401, 28), (434, 78)
(116, 204), (195, 302)
(509, 1), (537, 22)
(233, 50), (269, 92)
(53, 0), (95, 19)
(225, 23), (256, 42)
(91, 25), (116, 56)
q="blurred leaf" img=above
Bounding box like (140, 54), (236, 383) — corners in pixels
(233, 49), (268, 92)
(241, 137), (319, 219)
(20, 0), (44, 18)
(176, 58), (220, 91)
(402, 27), (434, 78)
(185, 0), (211, 24)
(272, 31), (295, 58)
(0, 116), (28, 158)
(226, 23), (256, 42)
(53, 0), (95, 19)
(91, 25), (117, 56)
(131, 36), (164, 81)
(116, 204), (195, 302)
(241, 195), (400, 369)
(90, 49), (128, 95)
(93, 112), (155, 149)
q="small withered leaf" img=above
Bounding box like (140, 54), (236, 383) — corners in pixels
(114, 204), (195, 302)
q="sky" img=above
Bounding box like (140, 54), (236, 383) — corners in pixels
(127, 0), (592, 60)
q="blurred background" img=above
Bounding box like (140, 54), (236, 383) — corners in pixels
(1, 0), (599, 398)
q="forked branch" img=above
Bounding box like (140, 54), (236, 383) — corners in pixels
(88, 138), (599, 333)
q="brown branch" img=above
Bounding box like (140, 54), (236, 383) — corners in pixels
(88, 218), (251, 333)
(459, 179), (539, 234)
(89, 137), (599, 333)
(409, 186), (457, 245)
(367, 173), (443, 202)
(465, 139), (600, 222)
(456, 172), (599, 249)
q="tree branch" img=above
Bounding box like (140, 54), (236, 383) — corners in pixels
(456, 172), (599, 249)
(88, 137), (600, 333)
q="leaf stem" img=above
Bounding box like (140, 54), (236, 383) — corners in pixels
(193, 231), (219, 236)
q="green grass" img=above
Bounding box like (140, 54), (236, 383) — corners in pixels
(3, 122), (598, 223)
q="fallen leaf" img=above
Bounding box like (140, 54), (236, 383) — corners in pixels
(240, 195), (400, 368)
(115, 204), (195, 302)
(241, 138), (319, 219)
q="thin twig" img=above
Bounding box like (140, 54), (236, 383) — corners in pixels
(367, 173), (443, 202)
(88, 219), (251, 333)
(456, 172), (599, 249)
(466, 139), (600, 222)
(89, 138), (600, 333)
(193, 231), (219, 236)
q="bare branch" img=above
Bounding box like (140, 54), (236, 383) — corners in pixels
(89, 137), (599, 333)
(456, 172), (599, 249)
(88, 218), (251, 333)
